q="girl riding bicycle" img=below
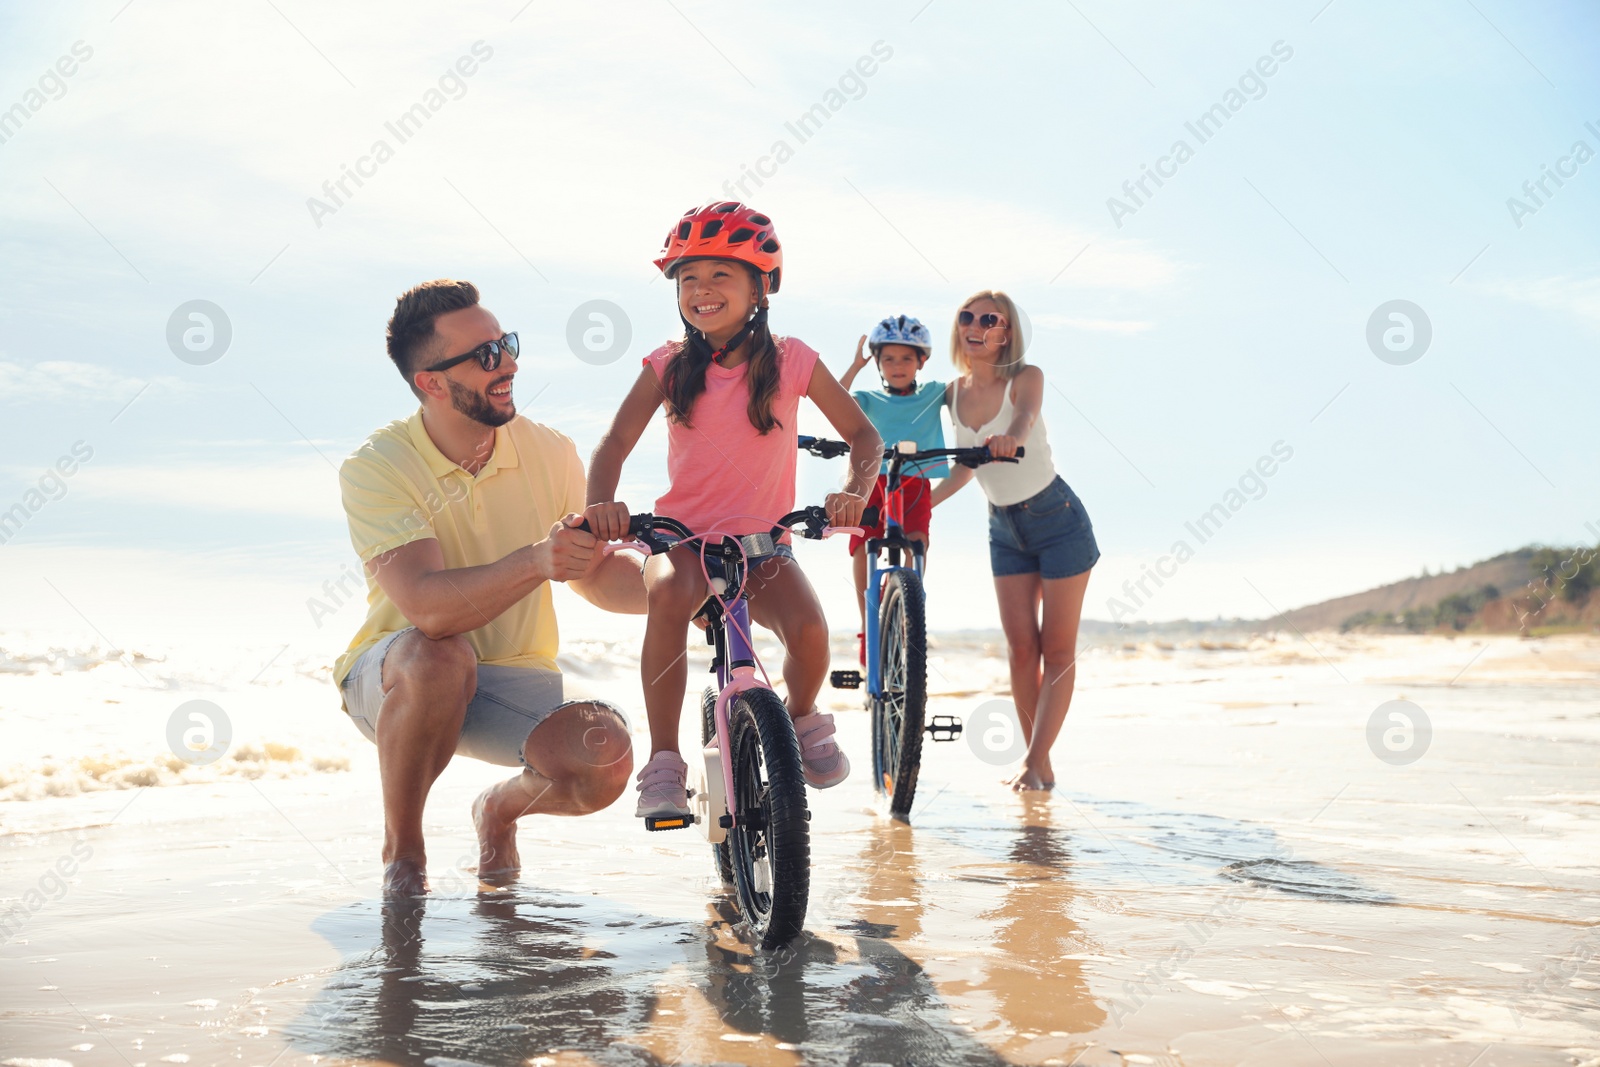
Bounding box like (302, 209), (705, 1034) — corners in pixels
(839, 314), (950, 666)
(585, 201), (882, 823)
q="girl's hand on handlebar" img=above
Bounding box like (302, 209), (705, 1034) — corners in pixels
(824, 491), (867, 528)
(985, 433), (1019, 459)
(582, 501), (631, 542)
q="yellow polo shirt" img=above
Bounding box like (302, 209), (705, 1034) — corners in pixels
(333, 410), (585, 684)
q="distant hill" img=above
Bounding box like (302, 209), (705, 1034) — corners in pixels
(1270, 546), (1599, 634)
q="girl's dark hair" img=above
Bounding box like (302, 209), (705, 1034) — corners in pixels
(662, 263), (782, 433)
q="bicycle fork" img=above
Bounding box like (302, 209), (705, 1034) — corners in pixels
(689, 595), (761, 843)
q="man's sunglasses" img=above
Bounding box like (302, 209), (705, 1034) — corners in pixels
(958, 310), (1006, 329)
(425, 332), (519, 373)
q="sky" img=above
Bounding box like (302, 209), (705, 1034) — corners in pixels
(1, 0), (1597, 656)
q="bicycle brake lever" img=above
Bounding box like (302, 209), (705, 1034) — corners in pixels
(802, 505), (831, 540)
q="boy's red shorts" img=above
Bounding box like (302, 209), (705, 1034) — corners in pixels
(848, 474), (932, 555)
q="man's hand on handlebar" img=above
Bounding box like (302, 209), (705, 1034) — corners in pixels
(823, 491), (867, 528)
(581, 501), (632, 542)
(534, 514), (598, 583)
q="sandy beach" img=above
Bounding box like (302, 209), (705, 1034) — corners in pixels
(3, 628), (1598, 1066)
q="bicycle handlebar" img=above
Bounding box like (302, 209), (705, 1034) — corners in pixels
(580, 507), (853, 558)
(795, 435), (852, 460)
(798, 435), (1023, 469)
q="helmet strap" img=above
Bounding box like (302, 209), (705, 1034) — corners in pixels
(708, 303), (768, 365)
(676, 268), (771, 365)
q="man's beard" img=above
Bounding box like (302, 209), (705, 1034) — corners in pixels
(446, 376), (515, 427)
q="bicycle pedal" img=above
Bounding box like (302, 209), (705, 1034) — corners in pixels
(643, 813), (696, 831)
(926, 714), (963, 742)
(831, 669), (862, 689)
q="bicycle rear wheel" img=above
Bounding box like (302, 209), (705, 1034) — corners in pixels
(700, 686), (734, 885)
(874, 567), (927, 821)
(726, 687), (810, 949)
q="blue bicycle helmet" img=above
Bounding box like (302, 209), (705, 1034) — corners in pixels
(868, 314), (932, 358)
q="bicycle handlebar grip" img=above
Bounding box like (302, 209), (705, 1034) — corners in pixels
(861, 505), (880, 528)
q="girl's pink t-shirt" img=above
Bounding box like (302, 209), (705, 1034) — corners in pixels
(644, 336), (819, 539)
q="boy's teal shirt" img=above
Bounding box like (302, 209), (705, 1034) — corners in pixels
(851, 379), (949, 479)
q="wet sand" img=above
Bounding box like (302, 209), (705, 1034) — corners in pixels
(3, 632), (1598, 1066)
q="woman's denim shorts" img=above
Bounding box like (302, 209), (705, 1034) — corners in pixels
(988, 475), (1101, 580)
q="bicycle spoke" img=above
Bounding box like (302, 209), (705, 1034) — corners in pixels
(881, 589), (907, 782)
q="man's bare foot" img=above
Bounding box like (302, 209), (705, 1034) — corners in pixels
(1009, 766), (1055, 792)
(472, 783), (523, 881)
(383, 856), (429, 897)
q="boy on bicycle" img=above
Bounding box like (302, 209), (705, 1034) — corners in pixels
(839, 315), (950, 666)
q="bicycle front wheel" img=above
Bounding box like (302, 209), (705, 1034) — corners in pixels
(726, 687), (810, 949)
(874, 567), (927, 821)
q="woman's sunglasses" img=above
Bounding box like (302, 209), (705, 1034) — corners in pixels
(958, 310), (1006, 330)
(426, 332), (519, 373)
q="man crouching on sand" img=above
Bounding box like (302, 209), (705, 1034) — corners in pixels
(334, 279), (644, 896)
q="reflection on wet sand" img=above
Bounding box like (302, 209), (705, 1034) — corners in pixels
(288, 873), (1025, 1066)
(287, 891), (667, 1065)
(931, 795), (1108, 1062)
(276, 786), (1477, 1066)
(282, 806), (1120, 1066)
(663, 820), (1013, 1066)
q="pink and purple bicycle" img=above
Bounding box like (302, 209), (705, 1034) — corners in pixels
(601, 505), (856, 949)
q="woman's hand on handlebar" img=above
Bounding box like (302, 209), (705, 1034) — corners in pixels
(985, 433), (1019, 459)
(823, 490), (867, 529)
(581, 501), (632, 542)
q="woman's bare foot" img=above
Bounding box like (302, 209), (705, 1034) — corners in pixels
(472, 781), (524, 881)
(383, 856), (429, 897)
(1009, 765), (1055, 792)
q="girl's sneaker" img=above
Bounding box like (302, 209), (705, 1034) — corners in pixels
(634, 750), (692, 819)
(794, 712), (850, 789)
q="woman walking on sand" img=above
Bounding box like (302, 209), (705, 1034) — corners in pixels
(931, 290), (1099, 791)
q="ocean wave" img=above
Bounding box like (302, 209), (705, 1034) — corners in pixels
(0, 642), (167, 677)
(0, 742), (351, 803)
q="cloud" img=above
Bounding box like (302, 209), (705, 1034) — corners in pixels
(769, 186), (1180, 295)
(70, 457), (342, 520)
(1487, 276), (1600, 330)
(0, 4), (1182, 299)
(0, 360), (155, 404)
(1031, 313), (1155, 335)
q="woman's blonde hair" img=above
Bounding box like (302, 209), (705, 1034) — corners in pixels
(949, 289), (1026, 379)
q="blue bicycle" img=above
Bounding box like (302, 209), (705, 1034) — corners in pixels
(799, 436), (1020, 820)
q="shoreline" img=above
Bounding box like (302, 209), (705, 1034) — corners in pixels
(3, 632), (1598, 1065)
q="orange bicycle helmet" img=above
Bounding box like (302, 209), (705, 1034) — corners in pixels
(654, 201), (783, 294)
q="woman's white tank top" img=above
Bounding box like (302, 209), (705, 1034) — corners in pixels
(952, 374), (1057, 506)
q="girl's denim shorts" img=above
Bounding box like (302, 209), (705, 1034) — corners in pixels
(988, 475), (1101, 580)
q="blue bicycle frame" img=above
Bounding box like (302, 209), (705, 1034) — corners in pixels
(863, 500), (925, 700)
